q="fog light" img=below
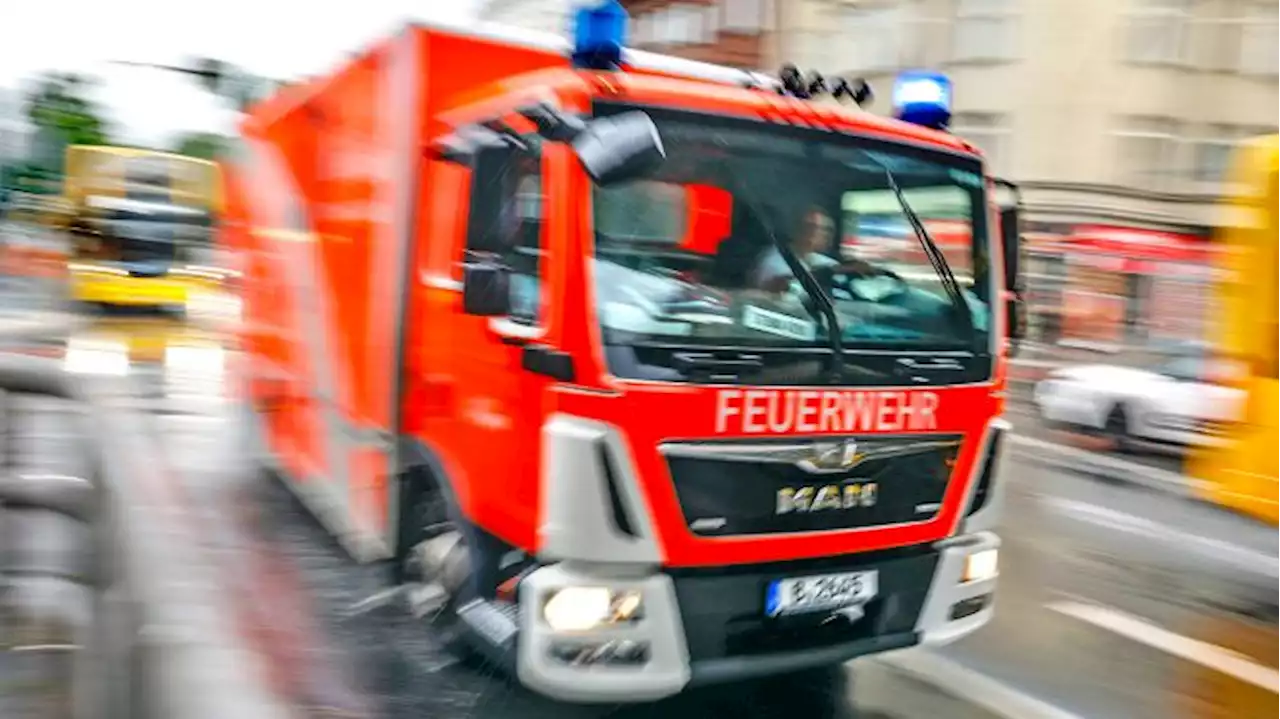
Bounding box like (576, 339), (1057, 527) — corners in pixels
(543, 587), (643, 632)
(963, 549), (998, 583)
(550, 639), (651, 666)
(950, 594), (992, 620)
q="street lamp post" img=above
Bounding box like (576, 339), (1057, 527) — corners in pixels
(108, 59), (278, 113)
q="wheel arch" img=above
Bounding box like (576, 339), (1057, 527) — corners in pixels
(392, 436), (513, 598)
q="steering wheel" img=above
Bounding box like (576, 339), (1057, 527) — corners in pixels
(811, 262), (910, 302)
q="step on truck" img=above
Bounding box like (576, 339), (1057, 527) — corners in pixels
(223, 0), (1026, 703)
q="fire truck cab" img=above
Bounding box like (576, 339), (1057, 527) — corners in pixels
(228, 1), (1023, 703)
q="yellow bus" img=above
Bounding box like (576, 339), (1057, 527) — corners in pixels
(63, 145), (230, 310)
(1186, 134), (1278, 526)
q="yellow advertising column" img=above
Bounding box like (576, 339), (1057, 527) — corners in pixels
(1187, 135), (1279, 526)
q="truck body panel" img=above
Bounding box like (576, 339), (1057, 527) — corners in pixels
(232, 22), (1008, 561)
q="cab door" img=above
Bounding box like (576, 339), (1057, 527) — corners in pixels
(449, 146), (551, 548)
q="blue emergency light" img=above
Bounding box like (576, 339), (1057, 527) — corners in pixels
(892, 71), (953, 130)
(571, 0), (629, 70)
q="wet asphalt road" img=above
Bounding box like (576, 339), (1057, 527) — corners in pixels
(1, 309), (1276, 719)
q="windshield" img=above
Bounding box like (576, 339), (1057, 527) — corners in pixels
(75, 153), (218, 265)
(589, 104), (994, 385)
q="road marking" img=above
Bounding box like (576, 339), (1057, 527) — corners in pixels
(873, 649), (1089, 719)
(1040, 497), (1279, 577)
(11, 643), (81, 652)
(1047, 600), (1280, 693)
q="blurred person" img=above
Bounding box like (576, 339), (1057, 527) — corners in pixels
(753, 205), (877, 293)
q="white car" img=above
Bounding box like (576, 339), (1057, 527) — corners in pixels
(1033, 353), (1243, 449)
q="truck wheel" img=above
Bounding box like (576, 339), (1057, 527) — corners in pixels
(399, 479), (485, 665)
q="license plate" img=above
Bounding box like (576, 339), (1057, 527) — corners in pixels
(765, 570), (878, 618)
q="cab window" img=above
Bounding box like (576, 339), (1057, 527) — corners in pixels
(840, 184), (988, 305)
(506, 171), (544, 324)
(466, 150), (544, 325)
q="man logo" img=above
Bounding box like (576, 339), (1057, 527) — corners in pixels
(796, 439), (863, 474)
(776, 482), (878, 514)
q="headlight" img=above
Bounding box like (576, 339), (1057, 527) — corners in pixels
(963, 549), (999, 583)
(543, 587), (644, 632)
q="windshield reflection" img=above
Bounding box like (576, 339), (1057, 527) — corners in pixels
(585, 105), (994, 385)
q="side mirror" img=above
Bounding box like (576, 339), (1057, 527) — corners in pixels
(993, 180), (1021, 292)
(1006, 294), (1027, 351)
(993, 179), (1027, 349)
(465, 131), (523, 254)
(461, 255), (511, 317)
(571, 111), (666, 188)
(518, 102), (587, 142)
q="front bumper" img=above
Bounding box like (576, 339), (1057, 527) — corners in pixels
(70, 268), (225, 308)
(514, 532), (999, 703)
(71, 274), (190, 306)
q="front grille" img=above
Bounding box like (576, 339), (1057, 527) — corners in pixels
(663, 435), (963, 537)
(670, 544), (938, 662)
(1192, 418), (1233, 436)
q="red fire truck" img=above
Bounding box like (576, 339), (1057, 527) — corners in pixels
(223, 1), (1024, 703)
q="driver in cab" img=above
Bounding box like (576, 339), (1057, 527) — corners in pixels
(752, 206), (877, 295)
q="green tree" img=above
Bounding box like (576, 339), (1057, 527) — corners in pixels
(24, 72), (110, 148)
(173, 132), (227, 161)
(21, 72), (112, 186)
(3, 163), (64, 196)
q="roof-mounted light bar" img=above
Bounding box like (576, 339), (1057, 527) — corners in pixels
(428, 7), (898, 115)
(892, 70), (953, 130)
(571, 0), (628, 70)
(566, 2), (874, 107)
(774, 64), (874, 107)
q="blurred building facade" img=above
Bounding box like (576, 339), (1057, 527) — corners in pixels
(814, 0), (1278, 226)
(812, 0), (1278, 350)
(622, 1), (785, 69)
(0, 87), (31, 166)
(479, 0), (592, 36)
(480, 0), (1276, 223)
(477, 0), (1278, 350)
(481, 0), (792, 67)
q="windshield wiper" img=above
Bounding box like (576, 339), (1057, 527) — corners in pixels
(730, 182), (845, 382)
(864, 156), (975, 343)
